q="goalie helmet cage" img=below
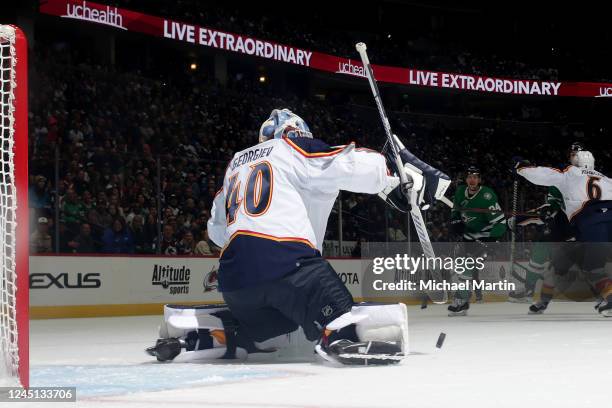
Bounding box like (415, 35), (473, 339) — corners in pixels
(0, 25), (29, 389)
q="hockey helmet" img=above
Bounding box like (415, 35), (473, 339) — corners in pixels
(259, 109), (312, 143)
(575, 150), (595, 170)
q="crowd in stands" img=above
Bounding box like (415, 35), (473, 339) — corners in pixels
(115, 0), (610, 82)
(27, 22), (610, 255)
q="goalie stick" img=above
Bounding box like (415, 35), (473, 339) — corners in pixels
(355, 42), (447, 304)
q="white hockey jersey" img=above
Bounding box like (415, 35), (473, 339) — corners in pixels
(517, 165), (612, 222)
(207, 136), (395, 291)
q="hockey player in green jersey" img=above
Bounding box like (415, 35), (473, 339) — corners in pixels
(508, 186), (566, 307)
(448, 166), (507, 316)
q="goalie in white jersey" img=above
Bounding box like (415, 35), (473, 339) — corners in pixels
(516, 150), (612, 316)
(146, 109), (450, 364)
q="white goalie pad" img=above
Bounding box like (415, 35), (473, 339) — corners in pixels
(326, 303), (409, 354)
(172, 347), (249, 363)
(157, 304), (311, 363)
(159, 304), (228, 338)
(157, 304), (248, 362)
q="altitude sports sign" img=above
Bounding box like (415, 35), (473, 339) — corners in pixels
(41, 0), (612, 98)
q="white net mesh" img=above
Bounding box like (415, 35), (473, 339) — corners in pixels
(0, 25), (20, 385)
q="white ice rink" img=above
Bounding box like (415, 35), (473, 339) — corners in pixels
(24, 302), (612, 408)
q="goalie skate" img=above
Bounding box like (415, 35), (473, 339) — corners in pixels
(145, 337), (185, 362)
(316, 339), (403, 366)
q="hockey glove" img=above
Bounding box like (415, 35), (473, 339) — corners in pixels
(378, 176), (411, 213)
(385, 135), (451, 210)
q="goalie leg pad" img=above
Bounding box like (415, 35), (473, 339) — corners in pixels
(149, 304), (256, 362)
(315, 303), (409, 365)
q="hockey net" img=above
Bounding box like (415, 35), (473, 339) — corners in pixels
(0, 25), (28, 388)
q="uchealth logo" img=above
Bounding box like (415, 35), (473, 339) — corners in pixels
(151, 264), (190, 295)
(596, 87), (612, 97)
(203, 266), (218, 292)
(336, 59), (366, 78)
(62, 1), (126, 30)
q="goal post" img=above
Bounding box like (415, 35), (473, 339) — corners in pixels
(0, 24), (29, 389)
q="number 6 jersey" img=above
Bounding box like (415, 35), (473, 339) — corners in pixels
(207, 137), (395, 291)
(517, 165), (612, 223)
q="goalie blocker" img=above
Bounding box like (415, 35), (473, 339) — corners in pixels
(146, 260), (408, 366)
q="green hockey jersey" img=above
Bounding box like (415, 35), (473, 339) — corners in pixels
(546, 186), (564, 211)
(451, 185), (507, 240)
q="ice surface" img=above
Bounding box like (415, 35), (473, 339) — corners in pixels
(23, 302), (612, 408)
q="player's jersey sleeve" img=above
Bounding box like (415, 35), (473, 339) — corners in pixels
(283, 138), (393, 195)
(207, 187), (227, 247)
(517, 166), (566, 187)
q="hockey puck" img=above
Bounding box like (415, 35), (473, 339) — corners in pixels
(436, 333), (446, 348)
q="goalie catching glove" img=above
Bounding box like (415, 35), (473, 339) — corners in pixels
(379, 134), (451, 212)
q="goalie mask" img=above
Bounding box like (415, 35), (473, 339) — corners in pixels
(259, 108), (312, 143)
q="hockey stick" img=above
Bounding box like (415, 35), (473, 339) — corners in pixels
(356, 42), (447, 304)
(508, 178), (519, 298)
(439, 196), (454, 208)
(355, 43), (411, 195)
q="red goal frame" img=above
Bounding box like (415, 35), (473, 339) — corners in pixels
(14, 25), (29, 390)
(1, 24), (30, 389)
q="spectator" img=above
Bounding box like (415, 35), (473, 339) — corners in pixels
(430, 226), (445, 242)
(182, 198), (198, 219)
(62, 189), (84, 229)
(130, 214), (153, 253)
(165, 194), (180, 216)
(351, 237), (365, 257)
(68, 223), (97, 253)
(30, 217), (53, 254)
(194, 230), (214, 255)
(388, 218), (407, 242)
(160, 224), (178, 255)
(144, 213), (159, 248)
(177, 230), (196, 255)
(102, 218), (134, 254)
(29, 175), (52, 211)
(81, 190), (96, 213)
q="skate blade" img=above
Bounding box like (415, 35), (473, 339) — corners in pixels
(448, 310), (467, 317)
(528, 309), (544, 315)
(508, 297), (531, 304)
